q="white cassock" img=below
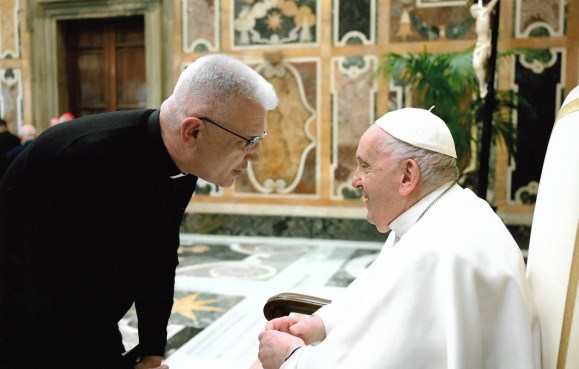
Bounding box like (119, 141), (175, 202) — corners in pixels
(282, 182), (542, 369)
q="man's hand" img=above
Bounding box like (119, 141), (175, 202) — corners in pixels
(266, 315), (326, 345)
(258, 330), (304, 369)
(265, 316), (304, 335)
(134, 355), (167, 369)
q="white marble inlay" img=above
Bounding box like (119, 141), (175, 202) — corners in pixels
(129, 233), (385, 368)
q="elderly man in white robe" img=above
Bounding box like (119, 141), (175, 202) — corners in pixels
(258, 108), (542, 369)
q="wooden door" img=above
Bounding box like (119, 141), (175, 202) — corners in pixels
(64, 16), (146, 117)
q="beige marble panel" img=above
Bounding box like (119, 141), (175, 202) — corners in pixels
(330, 56), (377, 200)
(235, 59), (318, 195)
(183, 0), (220, 52)
(515, 0), (564, 37)
(0, 0), (19, 58)
(389, 0), (475, 43)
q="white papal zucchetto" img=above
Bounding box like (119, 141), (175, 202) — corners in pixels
(375, 107), (457, 158)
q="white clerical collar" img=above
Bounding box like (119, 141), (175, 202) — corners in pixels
(389, 181), (456, 243)
(169, 172), (188, 179)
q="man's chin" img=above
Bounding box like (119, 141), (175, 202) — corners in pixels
(367, 217), (389, 234)
(376, 225), (390, 234)
(217, 177), (236, 188)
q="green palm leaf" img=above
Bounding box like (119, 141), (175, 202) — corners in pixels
(376, 47), (535, 176)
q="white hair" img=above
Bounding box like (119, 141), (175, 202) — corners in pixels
(379, 131), (459, 190)
(18, 124), (37, 141)
(162, 54), (279, 128)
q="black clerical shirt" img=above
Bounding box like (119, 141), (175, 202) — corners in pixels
(0, 109), (197, 366)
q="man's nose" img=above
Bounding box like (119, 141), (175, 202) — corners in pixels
(351, 172), (361, 188)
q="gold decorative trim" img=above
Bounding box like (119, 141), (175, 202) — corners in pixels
(557, 223), (579, 369)
(556, 99), (579, 122)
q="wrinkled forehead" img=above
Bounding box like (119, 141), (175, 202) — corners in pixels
(356, 125), (389, 159)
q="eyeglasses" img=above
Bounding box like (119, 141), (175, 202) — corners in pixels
(199, 117), (267, 150)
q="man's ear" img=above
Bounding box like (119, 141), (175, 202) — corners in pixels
(180, 117), (203, 148)
(399, 158), (420, 196)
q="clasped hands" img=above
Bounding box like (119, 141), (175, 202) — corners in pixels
(258, 315), (326, 369)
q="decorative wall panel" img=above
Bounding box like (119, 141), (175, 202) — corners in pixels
(232, 0), (318, 48)
(235, 59), (318, 196)
(388, 81), (404, 112)
(4, 0), (579, 228)
(182, 0), (220, 52)
(514, 0), (565, 37)
(390, 0), (474, 42)
(416, 0), (468, 7)
(330, 56), (377, 200)
(333, 0), (376, 45)
(509, 49), (564, 204)
(0, 68), (23, 130)
(0, 0), (20, 58)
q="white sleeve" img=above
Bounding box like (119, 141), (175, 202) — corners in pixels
(315, 233), (394, 336)
(280, 242), (539, 369)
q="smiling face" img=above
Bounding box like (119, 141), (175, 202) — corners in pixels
(171, 96), (267, 187)
(351, 125), (409, 233)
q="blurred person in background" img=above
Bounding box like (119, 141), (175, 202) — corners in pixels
(0, 118), (20, 181)
(5, 123), (37, 167)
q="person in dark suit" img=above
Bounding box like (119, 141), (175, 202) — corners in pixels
(0, 54), (278, 369)
(5, 123), (37, 167)
(0, 117), (20, 181)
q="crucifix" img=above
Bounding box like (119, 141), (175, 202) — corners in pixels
(471, 0), (500, 201)
(470, 0), (499, 98)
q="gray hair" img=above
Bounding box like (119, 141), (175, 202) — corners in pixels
(378, 131), (459, 191)
(18, 124), (37, 141)
(162, 54), (279, 129)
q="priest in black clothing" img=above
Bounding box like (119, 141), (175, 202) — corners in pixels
(0, 54), (279, 369)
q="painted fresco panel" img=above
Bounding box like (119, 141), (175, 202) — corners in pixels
(390, 0), (475, 42)
(0, 68), (23, 131)
(0, 0), (19, 58)
(183, 0), (220, 52)
(514, 0), (564, 37)
(232, 0), (318, 48)
(334, 0), (376, 45)
(331, 56), (377, 200)
(235, 59), (318, 196)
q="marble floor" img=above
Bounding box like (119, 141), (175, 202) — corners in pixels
(119, 233), (384, 369)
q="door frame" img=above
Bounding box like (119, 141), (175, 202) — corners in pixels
(27, 0), (173, 129)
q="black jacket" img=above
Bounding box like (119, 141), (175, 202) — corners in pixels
(0, 109), (197, 367)
(0, 130), (20, 180)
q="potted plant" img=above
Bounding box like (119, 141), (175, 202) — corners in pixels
(376, 47), (536, 190)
